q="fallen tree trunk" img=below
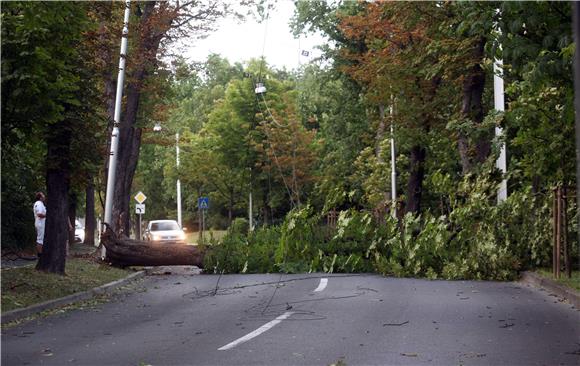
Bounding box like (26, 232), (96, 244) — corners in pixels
(101, 227), (205, 268)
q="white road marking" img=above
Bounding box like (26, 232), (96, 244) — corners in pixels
(218, 311), (294, 351)
(314, 278), (328, 292)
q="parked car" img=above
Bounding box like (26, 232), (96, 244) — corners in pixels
(74, 219), (85, 243)
(144, 220), (186, 244)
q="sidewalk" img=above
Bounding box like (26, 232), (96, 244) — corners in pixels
(1, 271), (145, 325)
(520, 271), (580, 309)
(1, 242), (143, 325)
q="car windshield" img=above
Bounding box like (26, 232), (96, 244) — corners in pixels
(151, 222), (179, 231)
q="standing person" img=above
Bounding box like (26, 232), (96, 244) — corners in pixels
(33, 192), (46, 258)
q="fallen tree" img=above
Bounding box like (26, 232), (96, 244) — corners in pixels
(101, 226), (205, 268)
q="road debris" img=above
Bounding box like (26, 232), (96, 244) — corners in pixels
(383, 321), (409, 326)
(400, 353), (418, 357)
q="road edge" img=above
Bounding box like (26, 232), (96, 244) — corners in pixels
(1, 270), (145, 325)
(520, 271), (579, 309)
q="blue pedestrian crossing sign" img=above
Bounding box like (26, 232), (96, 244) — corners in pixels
(198, 197), (209, 210)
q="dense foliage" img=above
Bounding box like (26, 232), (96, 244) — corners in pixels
(198, 2), (578, 280)
(205, 170), (573, 280)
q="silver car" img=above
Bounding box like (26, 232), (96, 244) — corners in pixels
(144, 220), (186, 244)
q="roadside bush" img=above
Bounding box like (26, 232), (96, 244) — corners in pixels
(204, 174), (563, 281)
(245, 226), (281, 273)
(230, 217), (249, 234)
(203, 232), (248, 273)
(275, 205), (324, 273)
(203, 225), (281, 273)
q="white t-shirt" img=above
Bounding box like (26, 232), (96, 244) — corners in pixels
(33, 200), (46, 226)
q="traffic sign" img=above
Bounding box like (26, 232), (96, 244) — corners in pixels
(198, 197), (209, 210)
(134, 191), (147, 204)
(136, 203), (145, 214)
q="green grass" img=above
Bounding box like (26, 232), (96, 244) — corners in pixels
(1, 258), (131, 312)
(186, 230), (228, 245)
(536, 268), (580, 291)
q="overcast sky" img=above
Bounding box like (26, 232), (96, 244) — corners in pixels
(182, 1), (326, 70)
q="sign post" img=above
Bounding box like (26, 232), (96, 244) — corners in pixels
(198, 197), (209, 243)
(134, 192), (147, 240)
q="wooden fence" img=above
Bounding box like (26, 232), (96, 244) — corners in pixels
(552, 186), (576, 279)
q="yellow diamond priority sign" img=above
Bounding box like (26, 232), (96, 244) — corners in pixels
(134, 191), (147, 204)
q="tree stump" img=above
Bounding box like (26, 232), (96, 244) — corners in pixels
(101, 226), (205, 268)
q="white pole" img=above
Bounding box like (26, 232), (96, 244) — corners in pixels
(176, 133), (182, 227)
(494, 57), (508, 203)
(390, 102), (397, 218)
(249, 191), (253, 231)
(103, 0), (131, 259)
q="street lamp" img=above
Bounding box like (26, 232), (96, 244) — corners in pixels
(154, 122), (182, 227)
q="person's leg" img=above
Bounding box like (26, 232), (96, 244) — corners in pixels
(36, 223), (45, 257)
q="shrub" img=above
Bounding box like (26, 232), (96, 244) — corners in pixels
(230, 217), (249, 235)
(204, 175), (565, 282)
(203, 232), (248, 273)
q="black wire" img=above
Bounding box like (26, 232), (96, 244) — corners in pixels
(261, 272), (283, 315)
(212, 269), (225, 296)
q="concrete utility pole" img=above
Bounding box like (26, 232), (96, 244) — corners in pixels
(103, 0), (131, 258)
(494, 16), (508, 203)
(249, 190), (253, 231)
(494, 57), (508, 203)
(390, 102), (397, 219)
(176, 133), (182, 228)
(572, 2), (580, 244)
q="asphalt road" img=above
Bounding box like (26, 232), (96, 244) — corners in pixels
(2, 272), (579, 366)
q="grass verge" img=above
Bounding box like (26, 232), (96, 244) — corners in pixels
(186, 230), (227, 245)
(535, 268), (580, 291)
(1, 258), (131, 313)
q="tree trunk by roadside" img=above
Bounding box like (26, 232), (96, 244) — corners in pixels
(109, 1), (169, 236)
(457, 37), (490, 174)
(228, 188), (234, 226)
(377, 104), (392, 207)
(36, 122), (72, 274)
(101, 227), (205, 267)
(405, 144), (426, 214)
(85, 179), (96, 246)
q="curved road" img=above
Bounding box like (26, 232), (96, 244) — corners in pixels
(2, 272), (579, 365)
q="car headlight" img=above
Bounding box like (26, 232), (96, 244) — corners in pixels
(152, 234), (161, 241)
(178, 232), (186, 240)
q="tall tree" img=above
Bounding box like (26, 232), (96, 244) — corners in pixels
(255, 97), (318, 207)
(104, 1), (247, 235)
(2, 2), (102, 273)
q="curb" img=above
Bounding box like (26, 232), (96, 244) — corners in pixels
(520, 271), (580, 309)
(1, 271), (146, 325)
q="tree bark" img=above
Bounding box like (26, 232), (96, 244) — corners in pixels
(228, 187), (234, 226)
(101, 228), (205, 267)
(110, 1), (167, 236)
(457, 37), (489, 174)
(405, 144), (426, 214)
(377, 104), (392, 207)
(85, 179), (96, 246)
(36, 122), (72, 274)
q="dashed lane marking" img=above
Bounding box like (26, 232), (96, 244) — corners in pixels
(218, 311), (294, 351)
(314, 278), (328, 292)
